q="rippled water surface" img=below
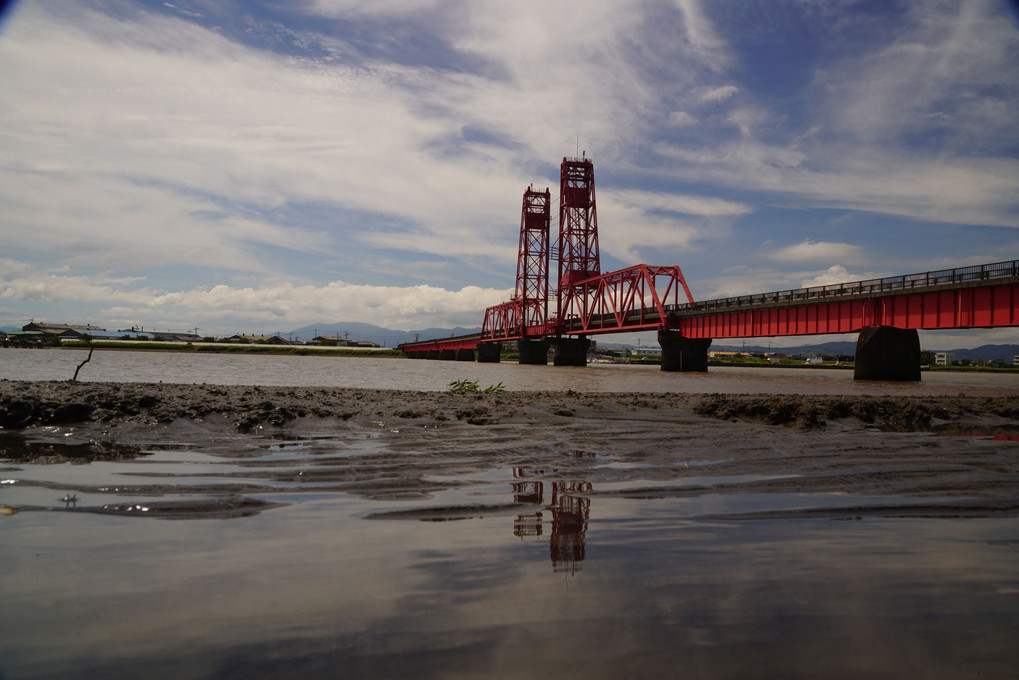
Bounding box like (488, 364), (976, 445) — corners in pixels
(4, 432), (1019, 680)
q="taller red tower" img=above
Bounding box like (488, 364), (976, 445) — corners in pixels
(556, 155), (600, 319)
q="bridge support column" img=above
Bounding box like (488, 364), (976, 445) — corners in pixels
(552, 337), (590, 366)
(477, 342), (502, 363)
(854, 326), (921, 381)
(426, 349), (441, 360)
(456, 348), (475, 362)
(658, 330), (711, 372)
(517, 339), (549, 365)
(439, 349), (457, 361)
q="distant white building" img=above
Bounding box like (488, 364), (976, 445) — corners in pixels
(934, 352), (955, 366)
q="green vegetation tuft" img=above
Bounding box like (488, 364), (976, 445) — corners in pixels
(446, 379), (506, 393)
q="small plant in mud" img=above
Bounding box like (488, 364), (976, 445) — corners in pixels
(446, 379), (505, 393)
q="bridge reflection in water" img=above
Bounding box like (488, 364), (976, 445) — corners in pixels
(512, 452), (594, 574)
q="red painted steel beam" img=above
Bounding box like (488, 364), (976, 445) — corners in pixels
(671, 282), (1019, 339)
(559, 264), (695, 335)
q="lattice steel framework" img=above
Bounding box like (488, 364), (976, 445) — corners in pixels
(559, 264), (696, 334)
(515, 186), (552, 330)
(482, 186), (555, 340)
(557, 156), (600, 300)
(481, 155), (698, 342)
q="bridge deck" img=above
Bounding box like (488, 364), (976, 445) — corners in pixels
(399, 259), (1019, 351)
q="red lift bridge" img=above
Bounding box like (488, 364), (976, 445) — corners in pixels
(400, 155), (1019, 378)
(480, 154), (696, 343)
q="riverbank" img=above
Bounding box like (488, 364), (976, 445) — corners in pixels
(2, 380), (1017, 433)
(2, 381), (1018, 517)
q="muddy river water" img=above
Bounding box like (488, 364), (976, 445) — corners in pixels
(3, 346), (1019, 394)
(1, 350), (1018, 679)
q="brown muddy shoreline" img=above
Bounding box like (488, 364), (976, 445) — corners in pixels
(2, 380), (1019, 520)
(2, 379), (1017, 432)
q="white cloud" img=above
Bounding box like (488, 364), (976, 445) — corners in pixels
(668, 111), (697, 127)
(309, 0), (441, 17)
(0, 3), (529, 272)
(606, 189), (751, 217)
(655, 1), (1019, 230)
(769, 240), (866, 265)
(821, 0), (1019, 150)
(1, 0), (1015, 345)
(660, 141), (1019, 228)
(694, 84), (739, 103)
(799, 264), (856, 287)
(0, 263), (512, 332)
(593, 189), (749, 263)
(672, 0), (732, 69)
(699, 264), (890, 300)
(0, 270), (154, 306)
(0, 0), (741, 286)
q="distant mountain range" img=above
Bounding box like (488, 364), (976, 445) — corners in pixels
(285, 321), (483, 347)
(711, 342), (1019, 362)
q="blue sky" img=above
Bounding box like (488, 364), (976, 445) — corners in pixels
(1, 0), (1018, 348)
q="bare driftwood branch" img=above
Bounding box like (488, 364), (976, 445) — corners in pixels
(72, 348), (94, 382)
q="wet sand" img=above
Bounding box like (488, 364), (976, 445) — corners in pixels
(4, 380), (1019, 679)
(2, 380), (1018, 520)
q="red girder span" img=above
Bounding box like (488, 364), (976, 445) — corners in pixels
(559, 264), (696, 335)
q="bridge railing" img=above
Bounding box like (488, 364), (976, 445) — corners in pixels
(668, 259), (1019, 313)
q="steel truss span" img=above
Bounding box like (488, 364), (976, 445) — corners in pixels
(668, 260), (1019, 339)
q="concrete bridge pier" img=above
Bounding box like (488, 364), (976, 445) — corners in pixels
(426, 349), (441, 360)
(552, 337), (591, 366)
(439, 348), (457, 360)
(456, 348), (475, 362)
(477, 342), (502, 363)
(853, 326), (921, 381)
(658, 330), (711, 372)
(517, 339), (550, 365)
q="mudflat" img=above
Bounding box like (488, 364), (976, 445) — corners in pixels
(2, 380), (1018, 518)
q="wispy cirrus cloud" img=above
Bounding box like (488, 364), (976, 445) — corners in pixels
(0, 0), (1015, 345)
(768, 240), (866, 265)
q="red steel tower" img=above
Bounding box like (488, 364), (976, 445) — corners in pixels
(557, 154), (600, 320)
(557, 155), (600, 288)
(514, 186), (552, 331)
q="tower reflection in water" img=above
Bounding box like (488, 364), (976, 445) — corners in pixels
(512, 452), (593, 574)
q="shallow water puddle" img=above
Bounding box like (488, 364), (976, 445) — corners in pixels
(3, 431), (1019, 679)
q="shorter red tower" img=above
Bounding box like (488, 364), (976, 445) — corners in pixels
(514, 186), (552, 332)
